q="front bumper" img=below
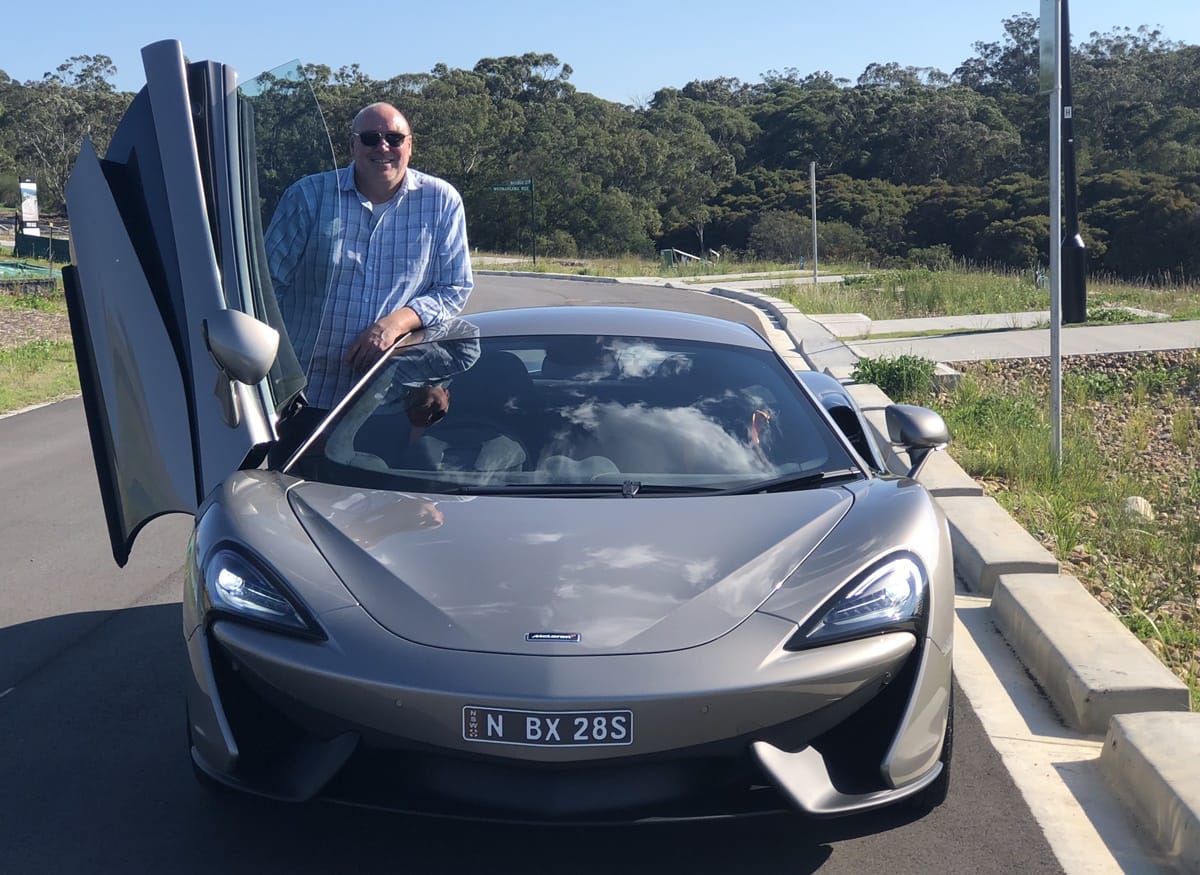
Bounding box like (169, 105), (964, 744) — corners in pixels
(186, 607), (950, 820)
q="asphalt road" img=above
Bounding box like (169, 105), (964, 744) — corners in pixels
(0, 275), (1064, 873)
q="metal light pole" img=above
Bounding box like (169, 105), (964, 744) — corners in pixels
(1043, 0), (1064, 468)
(810, 162), (818, 285)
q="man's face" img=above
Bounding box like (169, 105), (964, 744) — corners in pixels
(350, 106), (412, 197)
(404, 384), (450, 428)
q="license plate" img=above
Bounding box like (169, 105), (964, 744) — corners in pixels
(462, 706), (633, 747)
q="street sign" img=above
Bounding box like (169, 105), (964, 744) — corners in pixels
(489, 177), (537, 265)
(1039, 0), (1056, 95)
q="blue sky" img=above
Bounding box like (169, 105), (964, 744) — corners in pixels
(5, 1), (1198, 102)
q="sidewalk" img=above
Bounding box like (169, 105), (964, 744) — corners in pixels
(824, 315), (1200, 363)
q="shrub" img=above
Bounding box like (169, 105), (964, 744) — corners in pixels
(539, 229), (578, 258)
(851, 354), (937, 403)
(906, 244), (954, 271)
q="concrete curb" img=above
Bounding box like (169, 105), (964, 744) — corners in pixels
(474, 269), (620, 284)
(992, 573), (1190, 734)
(1101, 713), (1200, 872)
(937, 495), (1060, 597)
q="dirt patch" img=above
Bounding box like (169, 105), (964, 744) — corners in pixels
(0, 304), (73, 350)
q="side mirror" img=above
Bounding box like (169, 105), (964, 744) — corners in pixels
(203, 309), (280, 428)
(885, 404), (950, 479)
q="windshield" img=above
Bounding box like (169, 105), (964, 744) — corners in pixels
(288, 330), (861, 494)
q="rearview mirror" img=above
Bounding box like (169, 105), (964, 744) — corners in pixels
(885, 404), (950, 479)
(203, 309), (279, 427)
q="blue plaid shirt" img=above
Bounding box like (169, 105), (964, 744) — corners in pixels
(265, 164), (473, 409)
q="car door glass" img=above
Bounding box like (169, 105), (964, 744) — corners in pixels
(236, 62), (338, 413)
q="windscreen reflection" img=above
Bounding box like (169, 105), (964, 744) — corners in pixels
(294, 333), (857, 492)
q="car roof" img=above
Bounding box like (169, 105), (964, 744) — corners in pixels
(464, 306), (771, 349)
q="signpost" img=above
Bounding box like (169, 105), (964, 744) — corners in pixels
(491, 178), (536, 265)
(1060, 0), (1087, 324)
(809, 162), (818, 285)
(1040, 0), (1063, 468)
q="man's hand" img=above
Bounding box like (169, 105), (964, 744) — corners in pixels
(345, 307), (422, 373)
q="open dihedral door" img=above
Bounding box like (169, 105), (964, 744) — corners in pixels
(65, 40), (282, 566)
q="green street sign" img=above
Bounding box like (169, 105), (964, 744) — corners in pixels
(491, 184), (531, 191)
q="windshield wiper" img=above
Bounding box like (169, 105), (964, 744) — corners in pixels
(717, 467), (863, 496)
(449, 483), (626, 496)
(448, 481), (722, 497)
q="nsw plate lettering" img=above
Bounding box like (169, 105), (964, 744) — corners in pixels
(463, 706), (633, 747)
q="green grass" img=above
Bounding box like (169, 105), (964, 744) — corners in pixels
(777, 267), (1046, 318)
(0, 340), (79, 413)
(773, 264), (1200, 321)
(1089, 273), (1200, 320)
(471, 251), (850, 281)
(0, 292), (66, 314)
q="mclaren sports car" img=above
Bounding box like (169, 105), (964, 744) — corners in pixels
(63, 40), (954, 821)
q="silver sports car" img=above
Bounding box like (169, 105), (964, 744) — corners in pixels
(64, 41), (954, 821)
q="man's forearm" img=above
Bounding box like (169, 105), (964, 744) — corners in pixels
(344, 306), (422, 373)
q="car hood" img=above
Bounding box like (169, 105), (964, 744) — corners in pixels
(287, 483), (852, 655)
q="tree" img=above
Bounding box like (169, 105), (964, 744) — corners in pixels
(977, 216), (1048, 267)
(857, 63), (949, 89)
(473, 53), (574, 105)
(3, 60), (129, 211)
(953, 14), (1040, 97)
(748, 210), (805, 262)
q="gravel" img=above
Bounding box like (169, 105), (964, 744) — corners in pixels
(0, 305), (71, 349)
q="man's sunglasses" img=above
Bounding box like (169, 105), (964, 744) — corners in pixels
(352, 130), (408, 148)
(405, 390), (447, 426)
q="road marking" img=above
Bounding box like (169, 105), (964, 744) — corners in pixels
(953, 592), (1172, 874)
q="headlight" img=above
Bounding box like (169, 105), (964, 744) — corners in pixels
(201, 546), (324, 639)
(794, 554), (927, 648)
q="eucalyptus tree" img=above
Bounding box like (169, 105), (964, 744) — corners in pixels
(853, 86), (1019, 185)
(3, 55), (129, 211)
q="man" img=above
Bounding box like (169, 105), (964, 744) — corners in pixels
(265, 102), (473, 411)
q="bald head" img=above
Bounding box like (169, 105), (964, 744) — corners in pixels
(350, 103), (413, 203)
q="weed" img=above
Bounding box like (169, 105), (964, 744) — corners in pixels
(1067, 369), (1124, 402)
(9, 294), (64, 312)
(851, 354), (937, 403)
(1121, 407), (1156, 455)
